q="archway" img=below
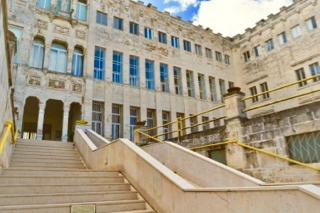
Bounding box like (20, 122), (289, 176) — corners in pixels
(43, 99), (63, 141)
(68, 102), (82, 141)
(22, 97), (39, 139)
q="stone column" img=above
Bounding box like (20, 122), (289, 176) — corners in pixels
(61, 104), (70, 142)
(224, 88), (247, 170)
(36, 103), (46, 140)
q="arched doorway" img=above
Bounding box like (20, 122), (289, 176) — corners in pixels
(22, 97), (39, 139)
(43, 99), (63, 141)
(68, 102), (82, 141)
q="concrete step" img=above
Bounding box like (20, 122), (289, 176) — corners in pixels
(11, 153), (81, 160)
(0, 200), (147, 213)
(10, 162), (85, 169)
(110, 210), (156, 213)
(11, 157), (83, 164)
(16, 139), (74, 148)
(12, 150), (80, 158)
(0, 183), (132, 194)
(14, 146), (76, 153)
(0, 191), (138, 206)
(0, 176), (125, 185)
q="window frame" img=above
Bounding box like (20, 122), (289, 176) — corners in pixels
(96, 11), (107, 26)
(144, 27), (153, 39)
(171, 36), (179, 48)
(94, 46), (106, 80)
(295, 68), (307, 87)
(113, 17), (123, 30)
(129, 22), (139, 35)
(183, 40), (191, 52)
(195, 44), (202, 56)
(112, 51), (123, 83)
(145, 59), (155, 90)
(277, 32), (287, 46)
(129, 55), (140, 87)
(265, 39), (274, 52)
(306, 16), (317, 31)
(158, 31), (167, 44)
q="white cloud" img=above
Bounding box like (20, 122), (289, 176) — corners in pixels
(193, 0), (293, 37)
(164, 0), (199, 13)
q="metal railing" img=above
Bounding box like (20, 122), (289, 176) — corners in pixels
(0, 120), (17, 156)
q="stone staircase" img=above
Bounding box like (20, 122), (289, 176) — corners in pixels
(0, 139), (155, 213)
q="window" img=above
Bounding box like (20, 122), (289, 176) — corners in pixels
(96, 11), (107, 25)
(130, 107), (139, 141)
(260, 82), (270, 99)
(265, 39), (274, 51)
(219, 79), (226, 103)
(160, 63), (169, 92)
(309, 62), (320, 82)
(215, 51), (222, 62)
(37, 0), (51, 10)
(113, 17), (123, 30)
(190, 115), (197, 133)
(129, 22), (139, 35)
(75, 0), (87, 21)
(291, 25), (301, 38)
(225, 55), (231, 65)
(29, 38), (44, 69)
(112, 51), (123, 83)
(48, 43), (67, 73)
(195, 44), (202, 55)
(295, 68), (307, 87)
(250, 86), (258, 103)
(287, 131), (320, 163)
(243, 51), (250, 62)
(158, 31), (167, 44)
(228, 81), (234, 89)
(198, 74), (206, 100)
(144, 27), (153, 39)
(183, 40), (191, 52)
(278, 32), (287, 45)
(186, 70), (195, 97)
(209, 77), (218, 102)
(112, 104), (122, 140)
(202, 116), (209, 131)
(162, 111), (170, 140)
(176, 112), (185, 135)
(92, 101), (104, 135)
(145, 59), (155, 90)
(147, 109), (156, 136)
(253, 45), (262, 57)
(306, 17), (317, 31)
(205, 48), (212, 59)
(173, 66), (182, 95)
(56, 0), (71, 13)
(94, 46), (105, 80)
(9, 26), (22, 63)
(129, 56), (139, 86)
(72, 47), (83, 76)
(171, 36), (179, 48)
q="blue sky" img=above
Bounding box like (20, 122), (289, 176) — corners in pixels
(134, 0), (294, 37)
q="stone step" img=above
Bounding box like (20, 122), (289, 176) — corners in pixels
(0, 191), (138, 206)
(110, 210), (156, 213)
(12, 150), (80, 158)
(11, 153), (81, 160)
(0, 183), (132, 194)
(11, 157), (83, 164)
(0, 176), (125, 185)
(14, 146), (76, 153)
(16, 139), (74, 148)
(0, 200), (147, 213)
(1, 168), (120, 177)
(10, 162), (85, 169)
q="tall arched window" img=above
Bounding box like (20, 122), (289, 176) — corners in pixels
(72, 47), (83, 76)
(48, 43), (67, 73)
(37, 0), (51, 10)
(29, 38), (44, 69)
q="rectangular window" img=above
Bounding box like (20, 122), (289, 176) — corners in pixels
(129, 22), (139, 35)
(92, 101), (104, 135)
(112, 104), (122, 140)
(129, 55), (139, 86)
(278, 32), (287, 45)
(190, 115), (198, 133)
(147, 109), (156, 136)
(228, 81), (234, 89)
(158, 31), (167, 44)
(195, 44), (202, 55)
(173, 66), (182, 95)
(130, 107), (139, 141)
(29, 39), (44, 69)
(112, 51), (123, 83)
(306, 16), (317, 31)
(225, 55), (231, 65)
(96, 11), (107, 25)
(215, 51), (222, 62)
(309, 62), (320, 82)
(205, 48), (213, 59)
(243, 51), (250, 62)
(186, 70), (195, 97)
(295, 68), (307, 87)
(113, 17), (123, 30)
(9, 26), (22, 63)
(253, 45), (262, 56)
(145, 59), (155, 90)
(144, 27), (153, 39)
(209, 77), (218, 102)
(183, 40), (191, 52)
(94, 46), (105, 80)
(260, 82), (270, 99)
(171, 36), (179, 48)
(162, 111), (170, 140)
(291, 25), (301, 38)
(37, 0), (51, 10)
(265, 39), (274, 51)
(250, 86), (259, 103)
(219, 79), (226, 103)
(75, 1), (87, 21)
(202, 116), (209, 131)
(160, 63), (169, 92)
(198, 74), (206, 100)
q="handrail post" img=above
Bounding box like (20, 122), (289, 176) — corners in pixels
(177, 117), (183, 143)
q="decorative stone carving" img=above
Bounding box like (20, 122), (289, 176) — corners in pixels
(48, 79), (65, 89)
(54, 25), (69, 35)
(72, 83), (83, 93)
(76, 30), (86, 39)
(27, 76), (41, 86)
(37, 20), (48, 30)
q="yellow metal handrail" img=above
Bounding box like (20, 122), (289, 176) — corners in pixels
(181, 105), (225, 121)
(0, 120), (16, 155)
(135, 129), (163, 143)
(189, 140), (237, 150)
